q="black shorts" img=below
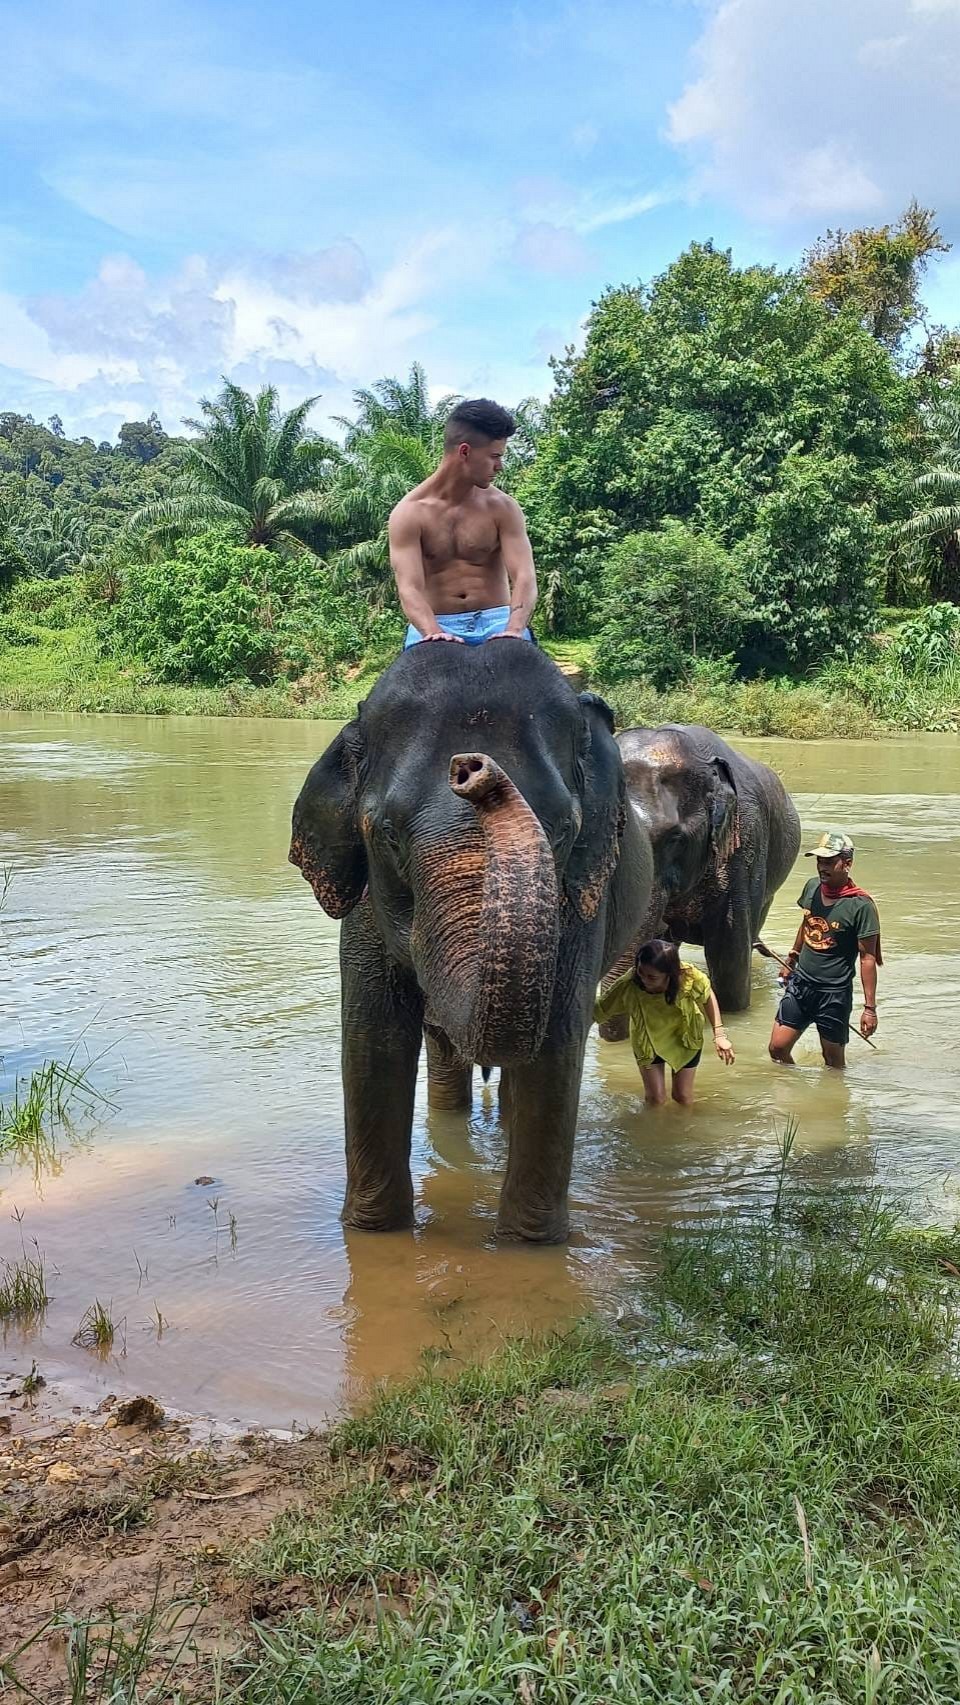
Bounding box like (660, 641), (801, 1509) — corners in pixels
(776, 975), (852, 1047)
(650, 1049), (702, 1071)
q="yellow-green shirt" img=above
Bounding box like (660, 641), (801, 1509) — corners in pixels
(594, 963), (713, 1070)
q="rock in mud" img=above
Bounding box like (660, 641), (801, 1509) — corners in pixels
(46, 1461), (81, 1485)
(115, 1395), (165, 1430)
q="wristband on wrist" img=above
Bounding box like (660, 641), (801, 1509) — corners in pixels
(863, 1005), (877, 1012)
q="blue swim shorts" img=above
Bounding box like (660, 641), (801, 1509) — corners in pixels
(403, 605), (533, 648)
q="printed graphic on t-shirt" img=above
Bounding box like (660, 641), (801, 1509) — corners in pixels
(801, 910), (842, 954)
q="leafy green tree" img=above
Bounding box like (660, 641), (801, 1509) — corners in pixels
(894, 603), (960, 674)
(803, 202), (949, 353)
(128, 382), (336, 552)
(0, 480), (95, 584)
(0, 412), (184, 547)
(900, 369), (960, 601)
(595, 521), (752, 688)
(738, 452), (880, 673)
(114, 527), (402, 683)
(118, 412), (167, 464)
(114, 529), (326, 683)
(916, 327), (960, 383)
(525, 242), (913, 659)
(0, 494), (33, 590)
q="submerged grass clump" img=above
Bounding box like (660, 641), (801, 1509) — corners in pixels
(0, 1051), (114, 1174)
(0, 1244), (50, 1321)
(228, 1181), (960, 1704)
(73, 1299), (120, 1355)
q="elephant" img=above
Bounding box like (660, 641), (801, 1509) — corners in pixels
(289, 641), (654, 1244)
(600, 723), (800, 1028)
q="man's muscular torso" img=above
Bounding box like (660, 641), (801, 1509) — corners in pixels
(396, 483), (512, 613)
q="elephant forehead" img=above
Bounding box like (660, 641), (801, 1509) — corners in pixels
(640, 743), (683, 768)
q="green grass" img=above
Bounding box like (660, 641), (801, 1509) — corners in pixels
(5, 1185), (960, 1699)
(72, 1298), (119, 1354)
(213, 1188), (960, 1704)
(604, 673), (882, 739)
(0, 1243), (50, 1321)
(0, 1053), (114, 1176)
(0, 620), (379, 719)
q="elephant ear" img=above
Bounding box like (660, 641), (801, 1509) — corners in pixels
(564, 692), (625, 921)
(708, 755), (741, 875)
(289, 722), (367, 917)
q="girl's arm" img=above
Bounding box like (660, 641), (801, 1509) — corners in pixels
(704, 990), (735, 1064)
(594, 970), (635, 1026)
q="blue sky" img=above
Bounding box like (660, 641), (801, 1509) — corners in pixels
(1, 0), (959, 441)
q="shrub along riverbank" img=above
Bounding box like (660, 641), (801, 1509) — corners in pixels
(2, 590), (959, 736)
(4, 1181), (960, 1701)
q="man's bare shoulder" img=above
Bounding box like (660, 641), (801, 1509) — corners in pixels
(487, 488), (526, 526)
(388, 486), (430, 530)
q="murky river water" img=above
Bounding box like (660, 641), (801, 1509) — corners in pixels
(2, 714), (959, 1427)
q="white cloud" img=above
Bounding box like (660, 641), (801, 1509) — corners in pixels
(575, 188), (675, 233)
(668, 0), (960, 222)
(511, 221), (589, 274)
(507, 175), (674, 258)
(30, 255), (235, 368)
(0, 234), (460, 440)
(859, 34), (909, 67)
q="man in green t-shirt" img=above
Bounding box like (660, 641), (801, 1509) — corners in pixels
(768, 830), (880, 1070)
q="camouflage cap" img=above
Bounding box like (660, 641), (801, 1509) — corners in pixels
(804, 829), (855, 858)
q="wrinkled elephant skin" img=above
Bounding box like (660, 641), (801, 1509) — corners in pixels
(290, 643), (654, 1243)
(599, 723), (801, 1034)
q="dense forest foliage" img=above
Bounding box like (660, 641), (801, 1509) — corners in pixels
(2, 206), (960, 729)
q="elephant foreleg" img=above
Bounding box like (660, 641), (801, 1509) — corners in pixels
(496, 1044), (587, 1243)
(340, 906), (424, 1231)
(702, 894), (754, 1013)
(424, 1026), (473, 1111)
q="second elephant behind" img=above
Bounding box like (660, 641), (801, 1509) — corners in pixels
(609, 723), (801, 1016)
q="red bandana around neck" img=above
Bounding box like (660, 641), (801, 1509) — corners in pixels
(819, 881), (883, 964)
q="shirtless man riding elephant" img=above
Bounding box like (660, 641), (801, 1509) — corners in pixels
(388, 398), (538, 646)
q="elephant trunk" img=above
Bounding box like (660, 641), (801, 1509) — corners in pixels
(411, 753), (559, 1067)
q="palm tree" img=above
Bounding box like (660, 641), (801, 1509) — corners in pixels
(320, 364), (460, 592)
(127, 382), (337, 553)
(28, 508), (93, 578)
(338, 362), (459, 447)
(900, 370), (960, 602)
(321, 429), (441, 587)
(0, 495), (33, 590)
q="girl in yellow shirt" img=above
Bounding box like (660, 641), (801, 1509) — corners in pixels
(595, 939), (735, 1107)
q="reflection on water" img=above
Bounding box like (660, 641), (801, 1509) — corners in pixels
(2, 713), (960, 1426)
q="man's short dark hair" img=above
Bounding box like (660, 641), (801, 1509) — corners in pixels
(444, 398), (515, 451)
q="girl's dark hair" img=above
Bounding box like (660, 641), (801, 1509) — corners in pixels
(634, 938), (682, 1005)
